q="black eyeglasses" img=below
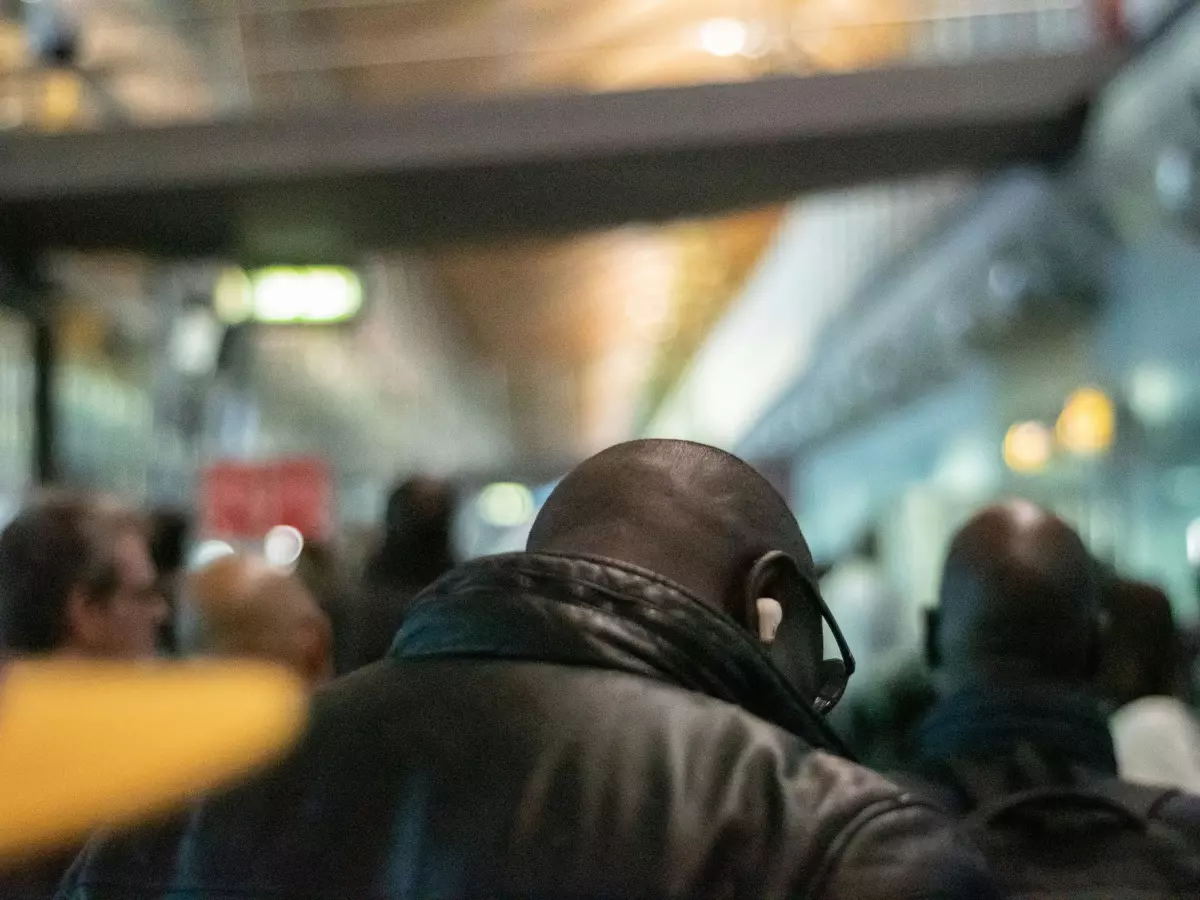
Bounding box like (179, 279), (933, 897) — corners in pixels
(797, 570), (857, 715)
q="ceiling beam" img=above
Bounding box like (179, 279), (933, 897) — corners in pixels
(0, 49), (1123, 260)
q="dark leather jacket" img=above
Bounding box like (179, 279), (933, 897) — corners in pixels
(60, 554), (996, 900)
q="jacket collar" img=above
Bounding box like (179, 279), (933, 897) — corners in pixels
(392, 552), (846, 754)
(914, 677), (1118, 774)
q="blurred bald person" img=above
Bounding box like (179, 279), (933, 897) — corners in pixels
(910, 501), (1200, 897)
(183, 555), (332, 689)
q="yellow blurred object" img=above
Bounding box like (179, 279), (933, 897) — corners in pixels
(0, 659), (307, 864)
(1003, 421), (1053, 474)
(1056, 387), (1116, 456)
(39, 70), (82, 132)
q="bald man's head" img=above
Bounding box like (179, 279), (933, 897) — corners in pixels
(184, 555), (332, 689)
(529, 440), (829, 699)
(931, 501), (1099, 688)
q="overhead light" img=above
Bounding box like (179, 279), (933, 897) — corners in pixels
(215, 267), (363, 325)
(477, 483), (534, 528)
(699, 18), (749, 58)
(1003, 421), (1052, 474)
(249, 267), (363, 324)
(1057, 387), (1115, 456)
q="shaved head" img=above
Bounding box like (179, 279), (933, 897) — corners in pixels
(934, 500), (1098, 687)
(528, 440), (825, 694)
(184, 554), (332, 688)
(530, 440), (812, 606)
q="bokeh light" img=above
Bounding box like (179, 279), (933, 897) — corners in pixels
(477, 483), (535, 528)
(1003, 421), (1053, 474)
(1056, 387), (1115, 456)
(263, 525), (305, 569)
(699, 18), (749, 58)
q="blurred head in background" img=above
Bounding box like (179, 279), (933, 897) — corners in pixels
(929, 499), (1100, 691)
(1096, 577), (1179, 708)
(0, 491), (166, 659)
(351, 476), (456, 670)
(183, 554), (332, 689)
(366, 476), (455, 589)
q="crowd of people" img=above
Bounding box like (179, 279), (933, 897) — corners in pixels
(0, 438), (1198, 898)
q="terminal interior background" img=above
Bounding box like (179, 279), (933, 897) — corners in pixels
(3, 0), (1200, 686)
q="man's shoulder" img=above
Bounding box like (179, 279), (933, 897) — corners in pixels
(517, 672), (997, 899)
(59, 660), (994, 900)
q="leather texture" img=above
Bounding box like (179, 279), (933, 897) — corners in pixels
(59, 553), (997, 900)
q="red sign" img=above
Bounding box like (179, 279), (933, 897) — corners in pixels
(201, 458), (333, 540)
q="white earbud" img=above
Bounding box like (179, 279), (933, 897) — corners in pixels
(756, 597), (784, 644)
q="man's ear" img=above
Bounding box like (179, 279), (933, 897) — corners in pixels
(923, 607), (941, 670)
(743, 551), (795, 644)
(744, 550), (828, 705)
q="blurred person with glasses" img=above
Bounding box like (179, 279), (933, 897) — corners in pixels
(0, 491), (168, 897)
(0, 491), (168, 661)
